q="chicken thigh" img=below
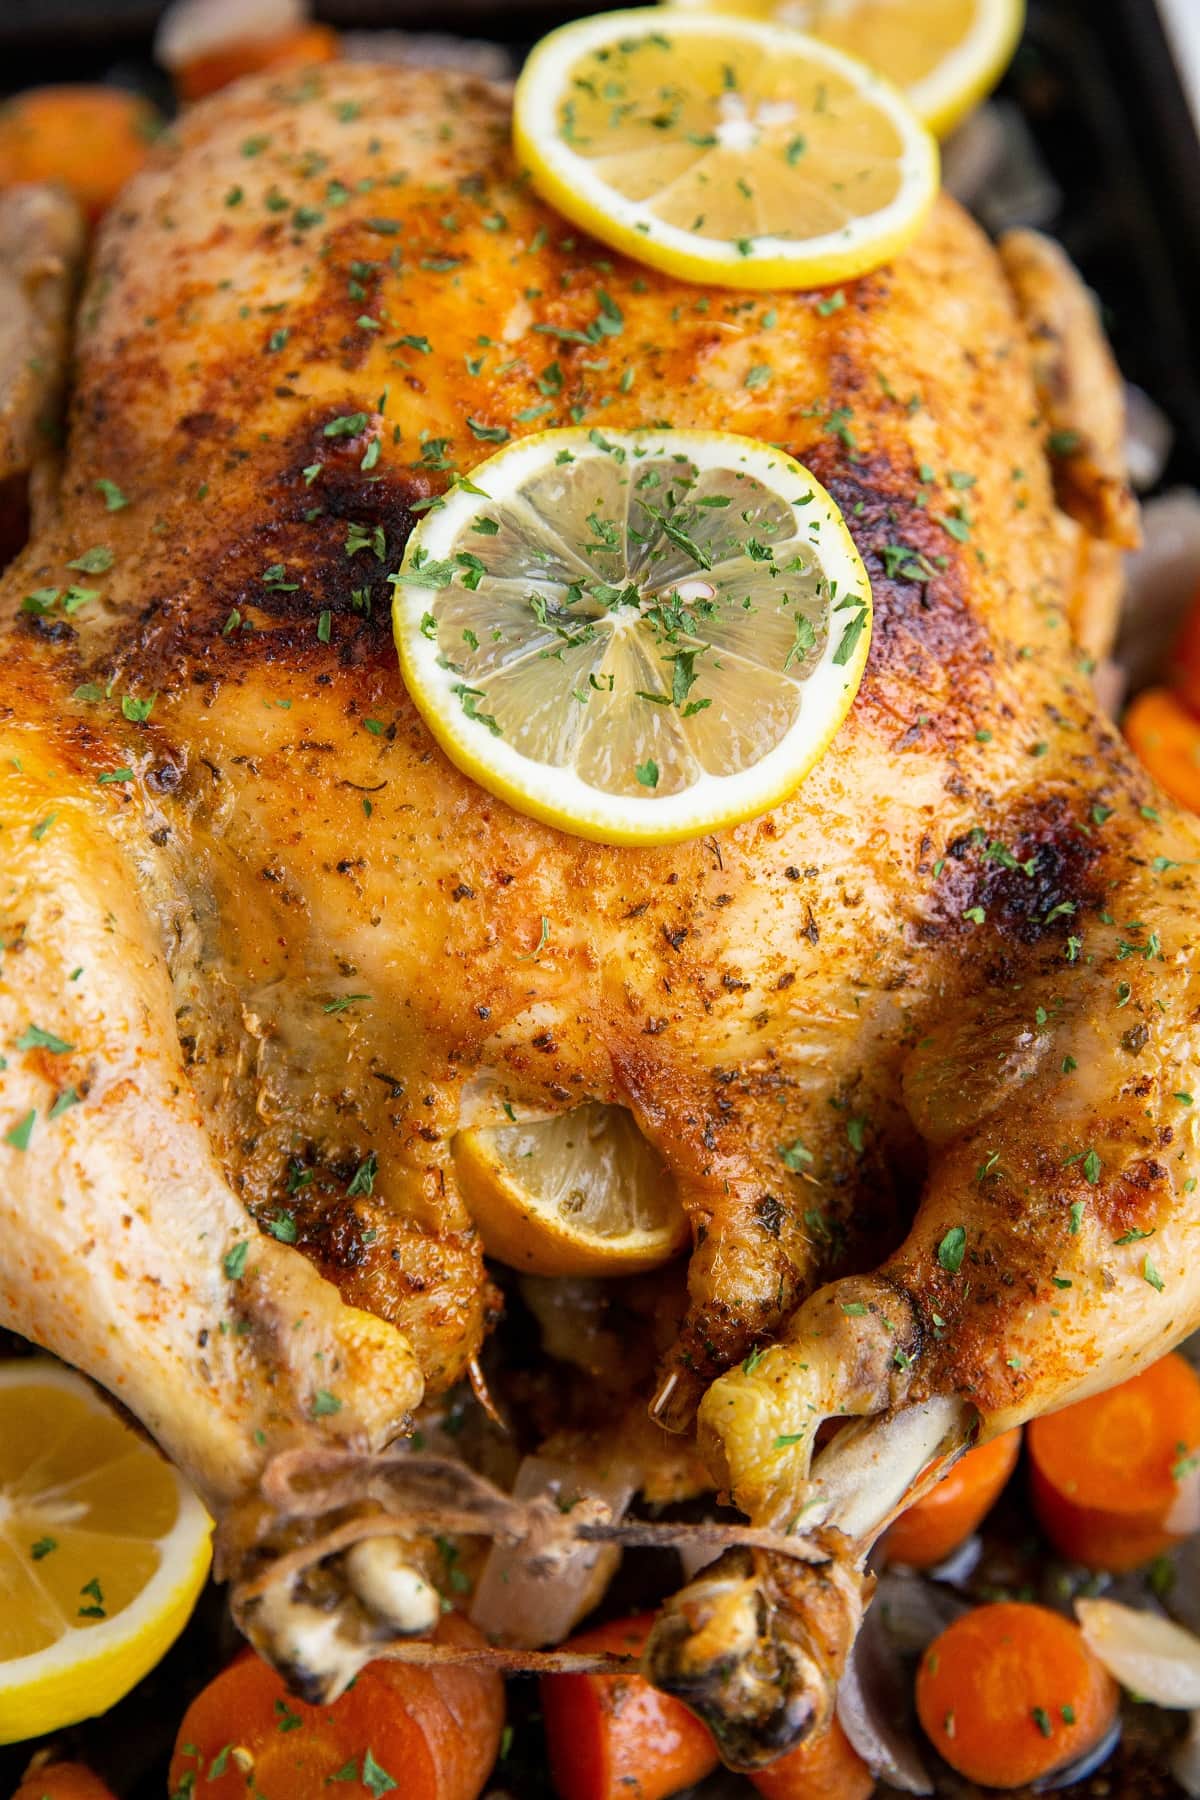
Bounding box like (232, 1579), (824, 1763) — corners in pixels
(1, 61), (1194, 1761)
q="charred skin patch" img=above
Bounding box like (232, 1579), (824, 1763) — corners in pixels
(1094, 1155), (1174, 1243)
(926, 792), (1103, 948)
(72, 417), (439, 700)
(207, 419), (429, 654)
(799, 444), (992, 744)
(250, 1179), (495, 1395)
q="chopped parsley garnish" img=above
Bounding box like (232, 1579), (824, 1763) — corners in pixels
(15, 1024), (73, 1054)
(5, 1110), (35, 1151)
(324, 412), (369, 438)
(78, 1576), (106, 1619)
(937, 1226), (966, 1273)
(223, 1241), (249, 1281)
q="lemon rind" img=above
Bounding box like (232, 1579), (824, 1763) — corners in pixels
(909, 0), (1025, 136)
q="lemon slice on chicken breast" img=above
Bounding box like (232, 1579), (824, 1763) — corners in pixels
(664, 0), (1025, 138)
(512, 9), (938, 290)
(454, 1104), (688, 1276)
(0, 1359), (212, 1743)
(391, 429), (872, 845)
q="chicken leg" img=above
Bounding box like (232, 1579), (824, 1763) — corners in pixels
(651, 725), (1200, 1758)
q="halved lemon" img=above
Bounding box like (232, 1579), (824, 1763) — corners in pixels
(665, 0), (1025, 138)
(391, 429), (872, 845)
(454, 1104), (688, 1276)
(512, 8), (938, 290)
(0, 1359), (212, 1743)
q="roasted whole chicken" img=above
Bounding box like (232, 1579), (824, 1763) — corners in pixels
(1, 60), (1195, 1768)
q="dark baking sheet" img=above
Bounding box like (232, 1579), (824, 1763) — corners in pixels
(2, 2), (1199, 1795)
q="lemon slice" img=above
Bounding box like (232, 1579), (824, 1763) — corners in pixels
(665, 0), (1024, 137)
(0, 1359), (212, 1744)
(512, 8), (938, 290)
(454, 1104), (688, 1276)
(391, 429), (872, 845)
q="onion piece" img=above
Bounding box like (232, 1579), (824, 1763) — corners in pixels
(1076, 1597), (1200, 1708)
(470, 1453), (636, 1648)
(921, 1531), (983, 1589)
(1124, 382), (1174, 493)
(874, 1567), (966, 1656)
(836, 1578), (942, 1795)
(1173, 1709), (1200, 1798)
(340, 30), (514, 81)
(1117, 488), (1200, 690)
(1032, 1715), (1122, 1793)
(155, 0), (303, 67)
(941, 104), (1007, 210)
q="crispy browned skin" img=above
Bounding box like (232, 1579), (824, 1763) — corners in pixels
(1, 65), (1198, 1631)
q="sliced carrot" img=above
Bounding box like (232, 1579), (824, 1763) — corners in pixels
(1124, 686), (1200, 813)
(748, 1716), (872, 1800)
(1028, 1351), (1200, 1572)
(12, 1766), (117, 1800)
(174, 24), (340, 102)
(541, 1613), (719, 1800)
(915, 1601), (1118, 1789)
(884, 1429), (1021, 1569)
(168, 1616), (504, 1800)
(0, 86), (161, 223)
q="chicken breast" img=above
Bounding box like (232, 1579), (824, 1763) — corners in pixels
(1, 62), (1194, 1754)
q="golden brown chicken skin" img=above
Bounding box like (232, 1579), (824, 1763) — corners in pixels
(2, 62), (1196, 1753)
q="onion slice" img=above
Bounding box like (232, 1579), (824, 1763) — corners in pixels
(470, 1453), (636, 1648)
(155, 0), (304, 68)
(1031, 1715), (1122, 1792)
(1173, 1709), (1200, 1798)
(1117, 488), (1200, 690)
(1124, 382), (1174, 493)
(1076, 1597), (1200, 1708)
(836, 1580), (938, 1795)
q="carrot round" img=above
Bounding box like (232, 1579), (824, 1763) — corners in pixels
(541, 1613), (719, 1800)
(748, 1717), (872, 1800)
(0, 86), (161, 223)
(916, 1601), (1118, 1789)
(12, 1766), (117, 1800)
(1028, 1351), (1200, 1571)
(885, 1429), (1021, 1569)
(168, 1616), (504, 1800)
(1124, 686), (1200, 813)
(174, 24), (340, 102)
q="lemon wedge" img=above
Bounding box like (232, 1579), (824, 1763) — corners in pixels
(391, 428), (872, 845)
(513, 7), (938, 290)
(454, 1104), (688, 1276)
(664, 0), (1024, 137)
(0, 1359), (212, 1744)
